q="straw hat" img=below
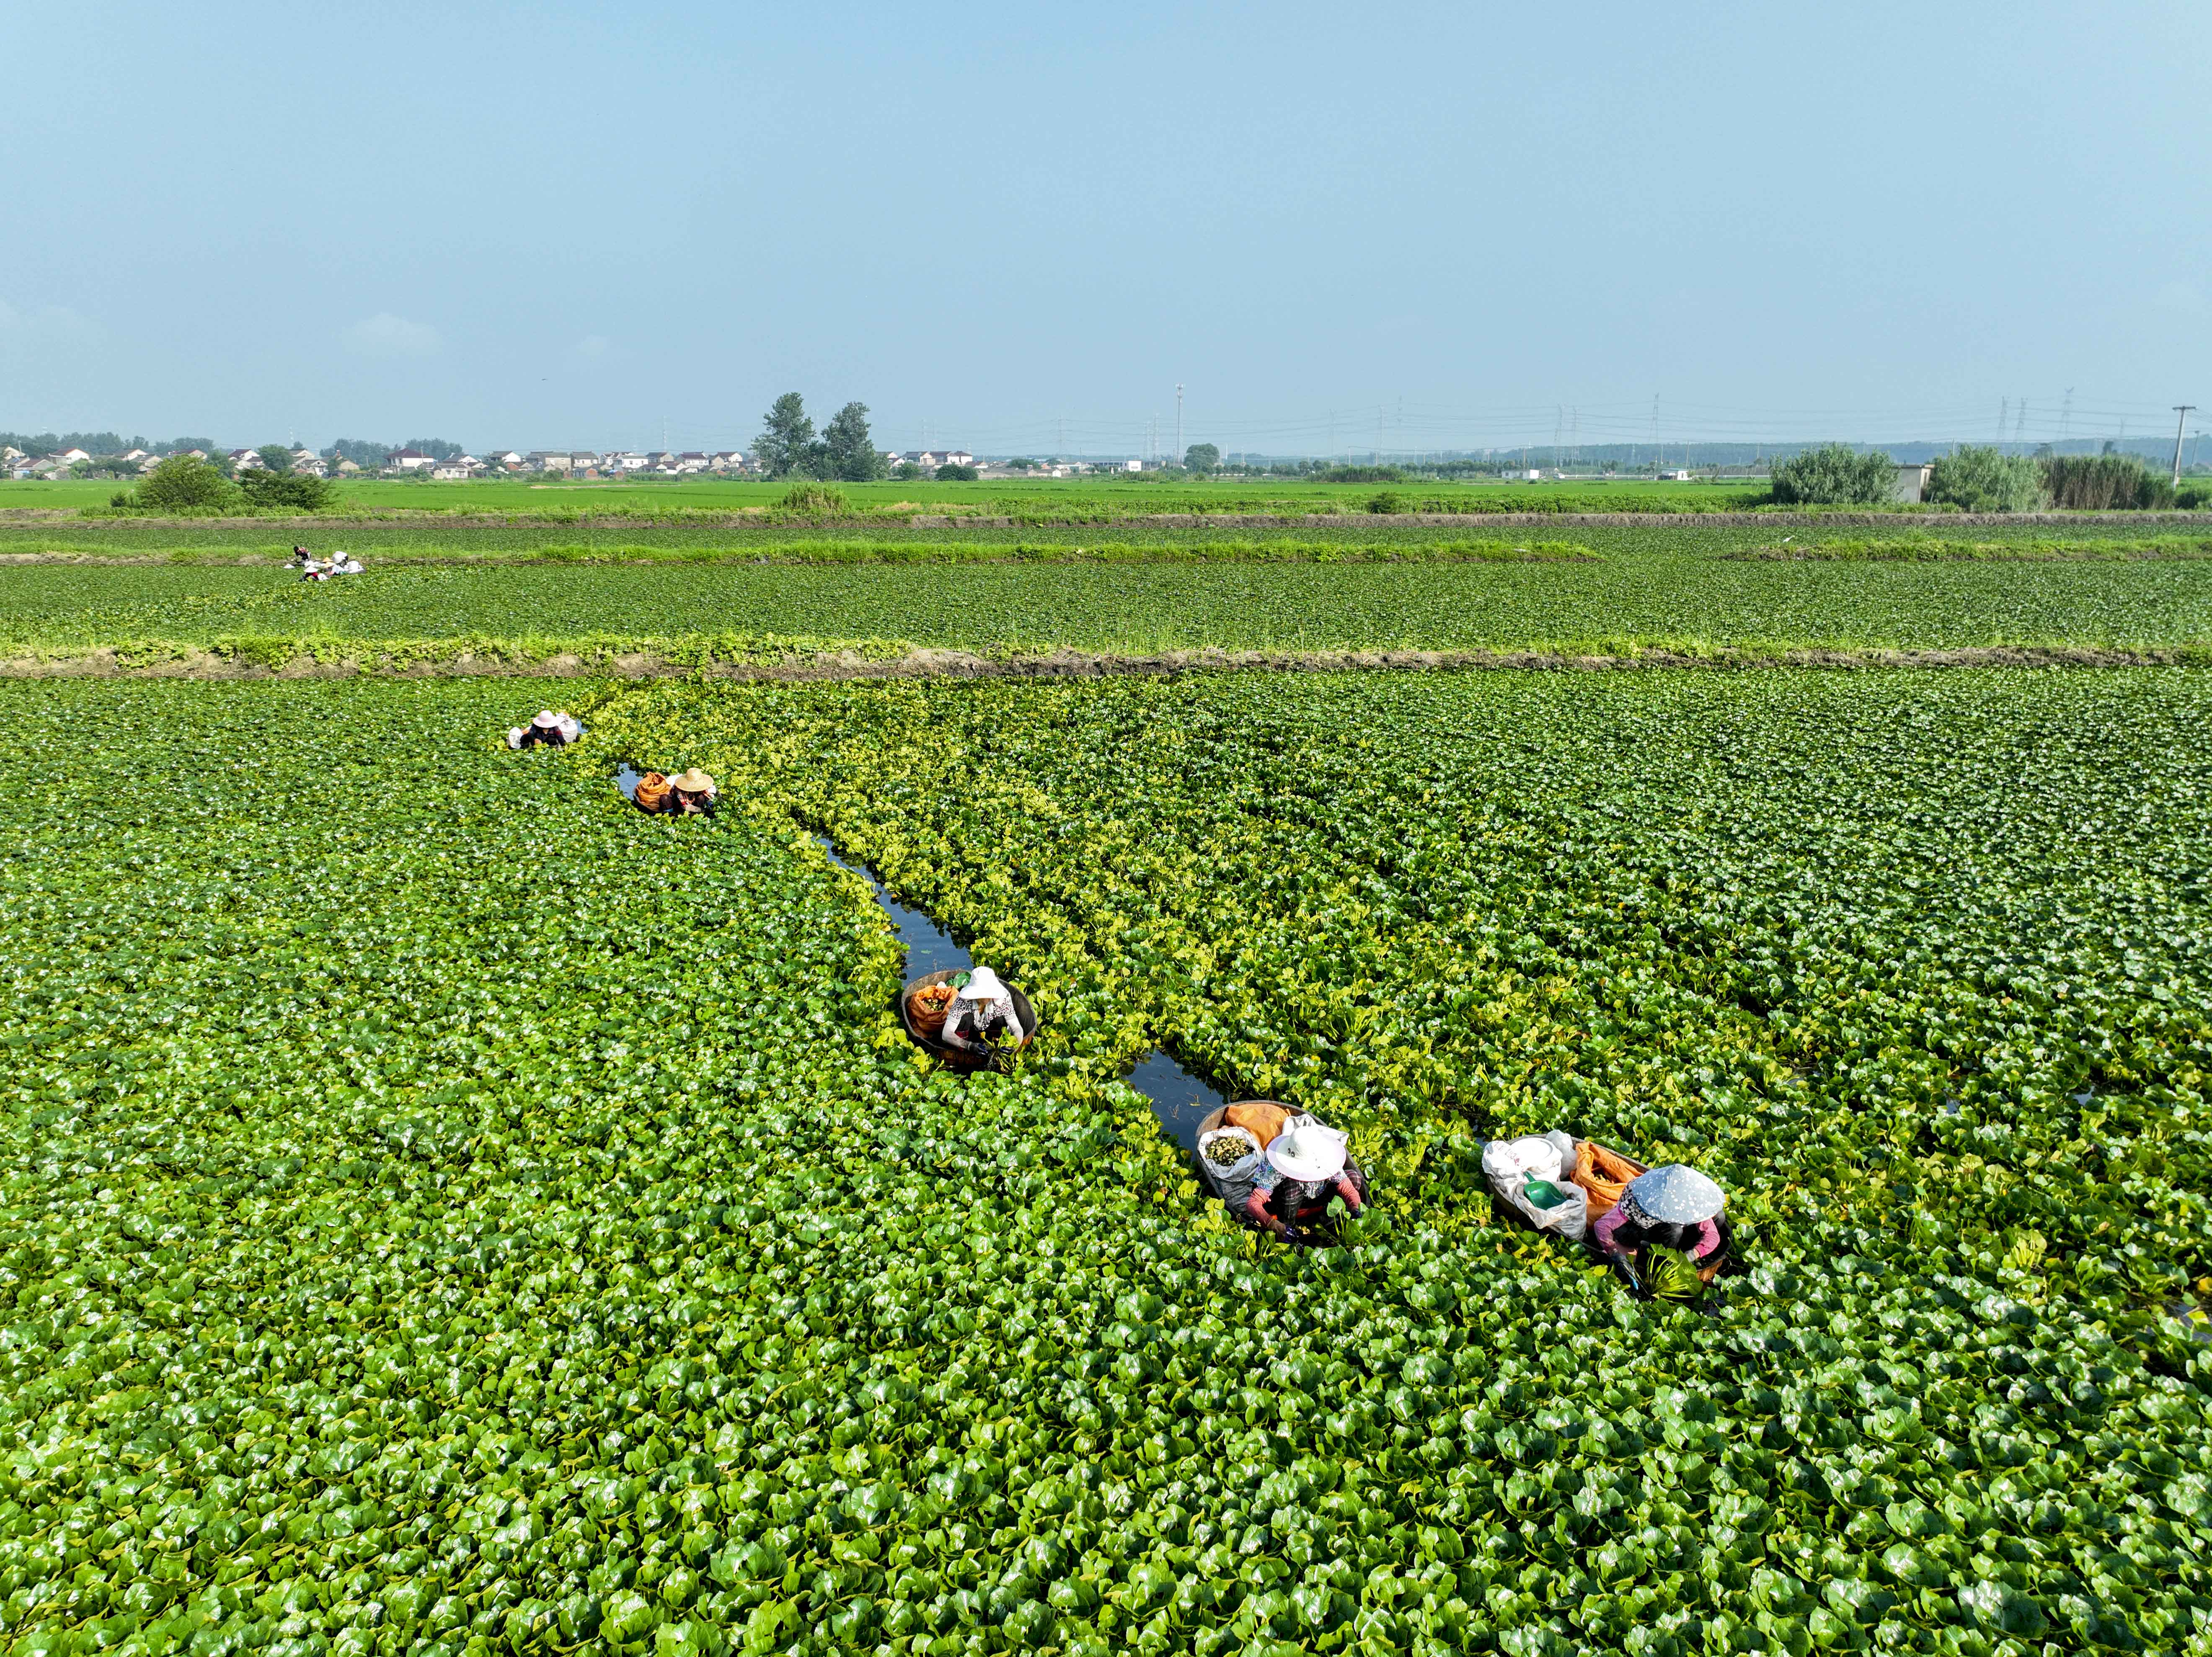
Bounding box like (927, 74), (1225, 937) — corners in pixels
(672, 768), (716, 793)
(1617, 1165), (1724, 1228)
(531, 710), (561, 730)
(1268, 1124), (1347, 1183)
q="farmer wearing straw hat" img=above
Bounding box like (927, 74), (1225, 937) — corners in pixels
(668, 769), (718, 816)
(938, 966), (1026, 1059)
(1243, 1122), (1367, 1241)
(1591, 1164), (1731, 1294)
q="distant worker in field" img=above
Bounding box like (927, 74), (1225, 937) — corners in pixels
(507, 710), (584, 749)
(1243, 1122), (1367, 1240)
(938, 966), (1025, 1058)
(1591, 1164), (1731, 1293)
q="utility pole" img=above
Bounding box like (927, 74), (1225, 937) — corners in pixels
(2173, 406), (2197, 485)
(1649, 394), (1661, 475)
(1553, 405), (1563, 472)
(1175, 384), (1183, 465)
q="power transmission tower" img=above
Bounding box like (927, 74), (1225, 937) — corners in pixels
(2173, 406), (2197, 484)
(2059, 387), (2074, 448)
(1996, 399), (2008, 444)
(2014, 400), (2029, 446)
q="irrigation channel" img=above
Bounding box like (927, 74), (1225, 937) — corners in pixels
(614, 762), (1227, 1152)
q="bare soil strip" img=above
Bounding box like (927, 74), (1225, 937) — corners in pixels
(3, 643), (2196, 681)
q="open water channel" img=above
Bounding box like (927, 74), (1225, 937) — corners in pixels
(613, 762), (1227, 1152)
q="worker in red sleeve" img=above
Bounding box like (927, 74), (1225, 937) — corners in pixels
(1243, 1123), (1367, 1241)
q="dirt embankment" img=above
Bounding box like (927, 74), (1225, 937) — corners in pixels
(2, 643), (2198, 682)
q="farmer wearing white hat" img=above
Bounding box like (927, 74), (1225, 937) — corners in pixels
(1591, 1164), (1730, 1293)
(940, 967), (1025, 1059)
(509, 710), (584, 750)
(1242, 1121), (1367, 1241)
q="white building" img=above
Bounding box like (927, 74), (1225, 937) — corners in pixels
(388, 448), (435, 472)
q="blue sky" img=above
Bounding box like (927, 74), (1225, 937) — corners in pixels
(2, 0), (2206, 456)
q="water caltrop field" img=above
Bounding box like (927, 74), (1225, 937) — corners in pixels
(3, 513), (2210, 1657)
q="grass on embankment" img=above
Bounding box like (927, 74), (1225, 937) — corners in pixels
(1726, 536), (2212, 561)
(0, 537), (1592, 568)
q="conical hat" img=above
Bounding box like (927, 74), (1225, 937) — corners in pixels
(1620, 1164), (1724, 1225)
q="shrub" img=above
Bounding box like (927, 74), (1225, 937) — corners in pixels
(776, 481), (849, 515)
(1320, 465), (1408, 484)
(935, 464), (979, 482)
(1769, 444), (1897, 506)
(123, 453), (240, 512)
(240, 470), (339, 511)
(1925, 445), (2041, 512)
(2041, 453), (2176, 511)
(1367, 491), (1408, 514)
(892, 462), (925, 482)
(2178, 479), (2210, 510)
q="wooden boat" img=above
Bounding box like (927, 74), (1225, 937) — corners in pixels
(899, 970), (1036, 1072)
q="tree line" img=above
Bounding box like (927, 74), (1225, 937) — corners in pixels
(1772, 442), (2202, 510)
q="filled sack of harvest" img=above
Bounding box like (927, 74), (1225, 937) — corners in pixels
(1198, 1125), (1262, 1182)
(1224, 1100), (1293, 1149)
(634, 771), (674, 813)
(907, 980), (957, 1038)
